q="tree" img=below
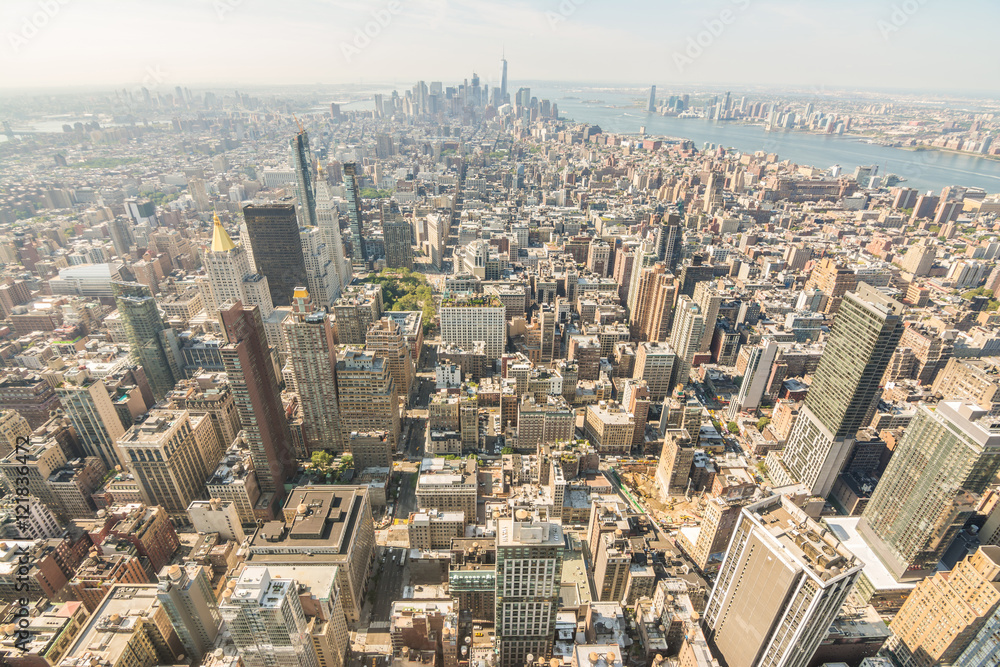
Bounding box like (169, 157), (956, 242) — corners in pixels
(757, 417), (771, 431)
(501, 447), (514, 455)
(726, 421), (739, 434)
(311, 451), (334, 469)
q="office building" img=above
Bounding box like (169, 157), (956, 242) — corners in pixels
(285, 289), (344, 454)
(884, 546), (1000, 667)
(770, 284), (905, 497)
(416, 457), (478, 522)
(693, 281), (723, 353)
(495, 514), (564, 667)
(188, 497), (247, 543)
(408, 510), (466, 550)
(858, 401), (1000, 580)
(292, 129), (318, 228)
(56, 369), (126, 470)
(633, 342), (677, 402)
(204, 213), (276, 317)
(205, 436), (264, 527)
(343, 163), (367, 263)
(58, 584), (183, 667)
(0, 409), (30, 457)
(669, 296), (705, 388)
(220, 566), (321, 667)
(440, 294), (506, 361)
(703, 495), (862, 667)
(366, 317), (414, 404)
(165, 371), (242, 452)
(629, 262), (676, 343)
(383, 209), (414, 270)
(337, 349), (400, 449)
(118, 409), (221, 522)
(112, 281), (178, 400)
(594, 531), (632, 603)
(243, 203), (309, 306)
(333, 283), (384, 345)
(157, 563), (221, 661)
(246, 486), (375, 623)
(300, 225), (342, 308)
(727, 338), (779, 420)
(220, 301), (294, 494)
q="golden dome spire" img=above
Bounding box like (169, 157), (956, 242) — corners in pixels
(211, 212), (236, 253)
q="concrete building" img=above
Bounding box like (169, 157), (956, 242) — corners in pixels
(440, 294), (506, 361)
(415, 457), (478, 523)
(408, 510), (466, 550)
(669, 296), (705, 388)
(496, 514), (564, 667)
(118, 409), (221, 522)
(220, 566), (320, 667)
(584, 402), (635, 454)
(247, 486), (375, 623)
(337, 349), (400, 449)
(704, 495), (861, 667)
(156, 563), (221, 662)
(770, 285), (905, 497)
(884, 546), (1000, 667)
(56, 369), (126, 470)
(188, 498), (247, 543)
(366, 317), (415, 404)
(633, 342), (677, 402)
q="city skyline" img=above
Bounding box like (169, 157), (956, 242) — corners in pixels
(1, 0), (999, 93)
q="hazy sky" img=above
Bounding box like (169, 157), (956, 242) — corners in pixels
(2, 0), (998, 94)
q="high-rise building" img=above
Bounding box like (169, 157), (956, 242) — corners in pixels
(539, 300), (559, 362)
(343, 163), (368, 264)
(220, 301), (293, 493)
(157, 563), (221, 662)
(117, 409), (221, 522)
(727, 338), (779, 420)
(628, 262), (676, 342)
(594, 531), (632, 602)
(316, 179), (353, 290)
(243, 203), (309, 306)
(300, 226), (341, 308)
(647, 85), (656, 113)
(859, 401), (1000, 580)
(337, 349), (401, 449)
(770, 284), (905, 497)
(291, 129), (317, 228)
(366, 317), (414, 404)
(633, 342), (677, 402)
(656, 213), (683, 272)
(112, 281), (178, 400)
(285, 289), (344, 454)
(495, 515), (564, 667)
(668, 296), (705, 388)
(220, 566), (321, 667)
(203, 214), (275, 315)
(56, 369), (126, 470)
(693, 281), (723, 353)
(804, 258), (858, 315)
(703, 495), (862, 667)
(440, 294), (506, 361)
(499, 54), (508, 102)
(0, 409), (31, 457)
(884, 546), (1000, 667)
(382, 203), (414, 270)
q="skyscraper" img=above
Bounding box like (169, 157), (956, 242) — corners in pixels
(770, 284), (905, 497)
(499, 53), (508, 103)
(629, 262), (676, 342)
(440, 293), (507, 361)
(220, 566), (321, 667)
(656, 213), (683, 273)
(727, 338), (779, 420)
(220, 301), (293, 493)
(284, 289), (344, 454)
(669, 296), (705, 388)
(495, 515), (564, 667)
(858, 401), (1000, 580)
(112, 281), (178, 400)
(647, 85), (656, 112)
(243, 203), (309, 306)
(204, 213), (275, 316)
(366, 317), (414, 404)
(382, 207), (414, 270)
(291, 128), (317, 228)
(56, 371), (126, 470)
(336, 349), (400, 449)
(343, 163), (368, 263)
(884, 546), (1000, 667)
(117, 409), (222, 522)
(703, 495), (861, 667)
(157, 563), (221, 662)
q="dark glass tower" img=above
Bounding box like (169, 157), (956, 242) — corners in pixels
(291, 129), (317, 227)
(343, 162), (367, 263)
(242, 203), (308, 306)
